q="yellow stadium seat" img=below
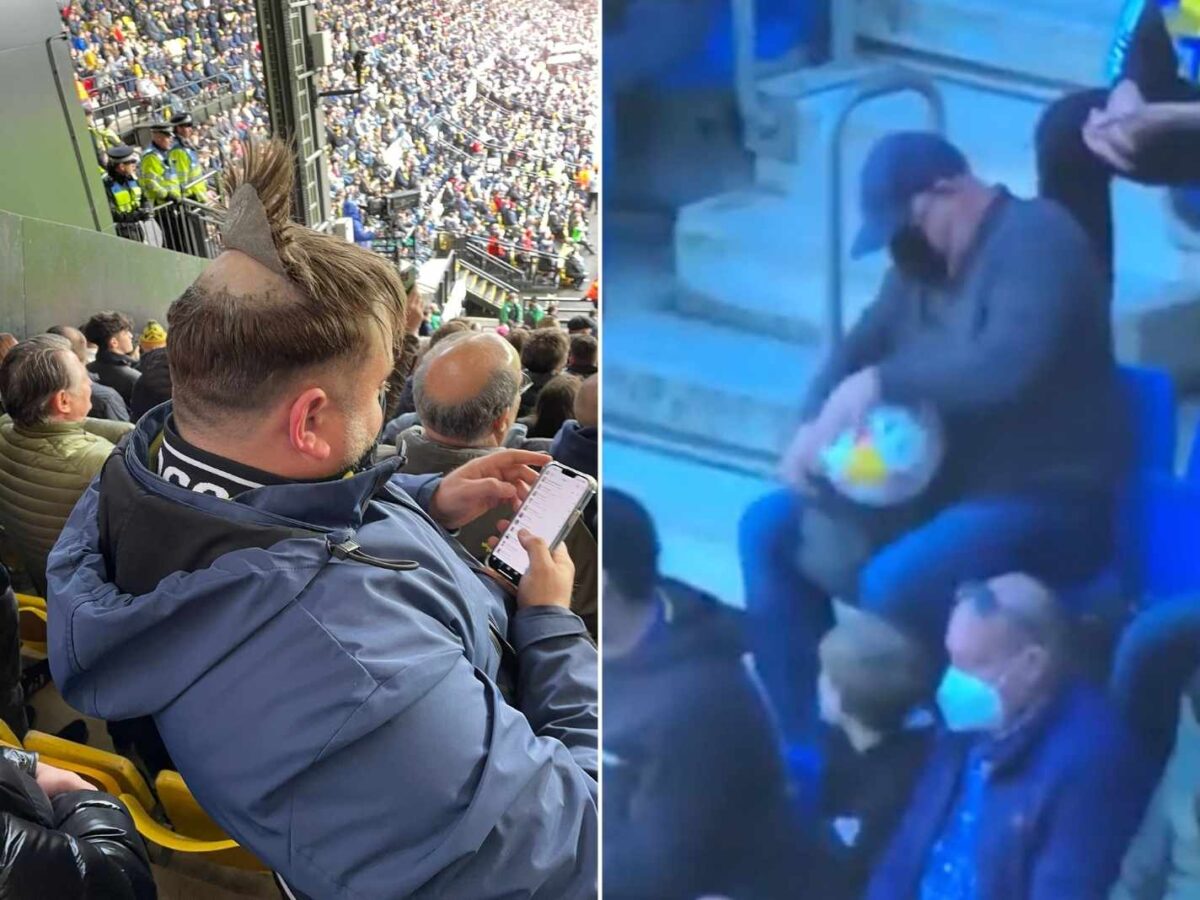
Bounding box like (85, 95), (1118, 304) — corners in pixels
(15, 594), (45, 612)
(23, 730), (156, 812)
(0, 719), (20, 748)
(155, 770), (268, 871)
(118, 792), (240, 855)
(17, 604), (47, 657)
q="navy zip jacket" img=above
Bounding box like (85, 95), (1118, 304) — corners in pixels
(46, 403), (598, 899)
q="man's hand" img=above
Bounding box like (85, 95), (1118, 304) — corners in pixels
(35, 762), (96, 797)
(1083, 84), (1168, 173)
(515, 530), (574, 609)
(817, 367), (881, 438)
(1101, 79), (1145, 123)
(404, 285), (423, 337)
(484, 521), (576, 607)
(429, 450), (549, 530)
(779, 423), (824, 492)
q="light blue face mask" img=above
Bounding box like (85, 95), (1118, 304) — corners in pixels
(936, 666), (1005, 733)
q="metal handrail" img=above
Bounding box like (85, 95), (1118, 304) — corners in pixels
(460, 241), (524, 278)
(731, 0), (775, 142)
(455, 256), (519, 295)
(827, 69), (945, 346)
(432, 114), (587, 171)
(445, 231), (568, 265)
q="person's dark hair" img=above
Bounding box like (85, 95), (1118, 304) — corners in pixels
(81, 311), (134, 350)
(167, 140), (406, 429)
(603, 490), (659, 604)
(819, 613), (932, 733)
(569, 334), (597, 367)
(504, 326), (529, 357)
(0, 334), (79, 427)
(527, 373), (581, 439)
(427, 318), (473, 350)
(567, 315), (591, 334)
(521, 328), (568, 375)
(413, 336), (520, 444)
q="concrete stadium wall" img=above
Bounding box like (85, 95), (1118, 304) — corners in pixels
(0, 0), (112, 233)
(0, 209), (208, 337)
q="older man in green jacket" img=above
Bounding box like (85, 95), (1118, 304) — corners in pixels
(0, 334), (133, 593)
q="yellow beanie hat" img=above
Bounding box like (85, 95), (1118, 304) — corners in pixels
(139, 320), (167, 350)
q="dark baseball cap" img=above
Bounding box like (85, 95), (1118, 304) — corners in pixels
(851, 131), (968, 259)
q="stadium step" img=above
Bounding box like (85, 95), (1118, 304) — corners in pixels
(603, 304), (825, 473)
(853, 0), (1122, 88)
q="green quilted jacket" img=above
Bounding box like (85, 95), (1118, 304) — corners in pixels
(0, 416), (134, 591)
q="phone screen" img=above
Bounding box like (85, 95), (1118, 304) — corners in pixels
(492, 464), (592, 577)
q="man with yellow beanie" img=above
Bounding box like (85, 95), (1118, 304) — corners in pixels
(138, 321), (167, 356)
(131, 322), (171, 421)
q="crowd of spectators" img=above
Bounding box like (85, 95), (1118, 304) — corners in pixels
(602, 4), (1200, 899)
(65, 0), (597, 269)
(0, 137), (598, 896)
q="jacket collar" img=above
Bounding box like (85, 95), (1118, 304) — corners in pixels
(977, 679), (1076, 776)
(96, 349), (138, 368)
(11, 417), (88, 438)
(128, 403), (405, 534)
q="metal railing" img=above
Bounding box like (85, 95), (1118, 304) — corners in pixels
(89, 71), (242, 124)
(432, 114), (589, 174)
(455, 256), (520, 299)
(438, 231), (575, 291)
(827, 69), (944, 345)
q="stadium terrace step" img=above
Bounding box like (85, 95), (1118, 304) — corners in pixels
(603, 305), (825, 472)
(853, 0), (1122, 88)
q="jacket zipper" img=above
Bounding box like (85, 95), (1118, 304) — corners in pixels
(327, 538), (419, 571)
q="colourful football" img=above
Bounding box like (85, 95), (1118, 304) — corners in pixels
(819, 405), (944, 506)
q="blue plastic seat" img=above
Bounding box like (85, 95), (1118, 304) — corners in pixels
(1065, 366), (1190, 617)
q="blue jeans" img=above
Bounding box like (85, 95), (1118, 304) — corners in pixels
(1111, 594), (1200, 764)
(739, 488), (1112, 744)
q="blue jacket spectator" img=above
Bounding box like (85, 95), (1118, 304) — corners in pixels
(867, 576), (1156, 900)
(46, 141), (596, 900)
(342, 196), (375, 247)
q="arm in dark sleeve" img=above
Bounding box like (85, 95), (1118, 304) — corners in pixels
(0, 762), (153, 900)
(801, 272), (904, 419)
(52, 791), (157, 900)
(1028, 740), (1156, 900)
(385, 334), (422, 420)
(877, 224), (1089, 413)
(603, 668), (794, 898)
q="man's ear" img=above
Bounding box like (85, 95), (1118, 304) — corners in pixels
(287, 388), (334, 462)
(49, 389), (71, 418)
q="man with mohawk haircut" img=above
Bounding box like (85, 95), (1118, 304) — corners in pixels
(46, 141), (598, 899)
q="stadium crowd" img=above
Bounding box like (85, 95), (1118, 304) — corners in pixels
(0, 139), (598, 897)
(65, 0), (597, 270)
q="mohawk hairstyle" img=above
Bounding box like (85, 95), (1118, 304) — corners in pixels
(168, 140), (407, 427)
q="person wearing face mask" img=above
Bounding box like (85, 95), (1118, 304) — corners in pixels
(740, 131), (1124, 747)
(1110, 666), (1200, 900)
(866, 574), (1156, 900)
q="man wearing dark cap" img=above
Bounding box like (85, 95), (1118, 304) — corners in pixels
(101, 144), (152, 244)
(739, 131), (1124, 747)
